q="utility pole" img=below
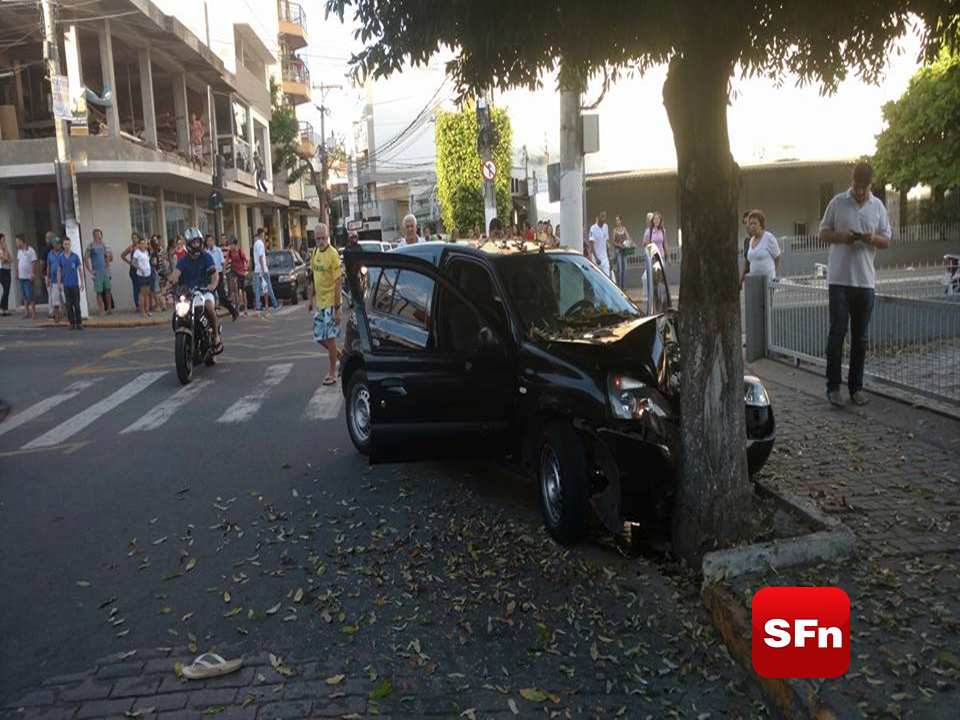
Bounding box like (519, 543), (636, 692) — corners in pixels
(312, 82), (342, 227)
(41, 0), (88, 318)
(522, 144), (537, 226)
(559, 83), (584, 253)
(476, 91), (498, 233)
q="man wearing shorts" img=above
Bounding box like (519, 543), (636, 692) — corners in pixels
(15, 234), (38, 319)
(45, 237), (64, 323)
(307, 223), (341, 385)
(84, 228), (113, 316)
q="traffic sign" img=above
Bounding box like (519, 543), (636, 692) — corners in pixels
(481, 159), (496, 181)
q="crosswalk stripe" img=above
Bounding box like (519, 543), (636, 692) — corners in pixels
(120, 379), (213, 434)
(303, 386), (344, 421)
(216, 363), (293, 424)
(22, 372), (167, 449)
(0, 379), (103, 438)
(273, 305), (298, 317)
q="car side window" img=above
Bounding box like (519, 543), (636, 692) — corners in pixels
(366, 267), (435, 351)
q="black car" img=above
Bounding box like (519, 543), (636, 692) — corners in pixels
(340, 242), (775, 544)
(245, 250), (310, 305)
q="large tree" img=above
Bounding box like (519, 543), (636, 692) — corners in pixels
(435, 106), (512, 232)
(873, 48), (960, 192)
(327, 0), (958, 560)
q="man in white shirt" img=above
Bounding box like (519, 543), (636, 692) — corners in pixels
(402, 213), (424, 245)
(588, 211), (611, 277)
(252, 228), (280, 313)
(819, 162), (891, 408)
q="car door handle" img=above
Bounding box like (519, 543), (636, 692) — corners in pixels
(382, 379), (407, 397)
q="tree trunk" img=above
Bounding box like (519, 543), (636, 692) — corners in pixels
(662, 47), (751, 562)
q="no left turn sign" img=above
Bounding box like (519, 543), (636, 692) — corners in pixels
(481, 159), (497, 181)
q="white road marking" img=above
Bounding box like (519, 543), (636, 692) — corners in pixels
(303, 386), (344, 421)
(120, 379), (213, 434)
(22, 372), (167, 449)
(0, 379), (103, 439)
(273, 305), (298, 317)
(216, 363), (293, 423)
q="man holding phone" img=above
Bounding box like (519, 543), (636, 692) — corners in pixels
(819, 162), (892, 407)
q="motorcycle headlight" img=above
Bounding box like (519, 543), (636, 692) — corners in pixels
(175, 299), (191, 317)
(608, 374), (671, 420)
(744, 378), (770, 406)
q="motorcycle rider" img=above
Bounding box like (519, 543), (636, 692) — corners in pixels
(163, 227), (223, 354)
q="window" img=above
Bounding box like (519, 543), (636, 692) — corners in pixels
(197, 210), (215, 237)
(165, 201), (193, 242)
(793, 221), (807, 236)
(128, 184), (159, 239)
(367, 267), (435, 351)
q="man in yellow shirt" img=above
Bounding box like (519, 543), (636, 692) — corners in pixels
(307, 223), (342, 385)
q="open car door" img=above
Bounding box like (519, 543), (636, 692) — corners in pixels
(343, 251), (515, 463)
(642, 244), (672, 315)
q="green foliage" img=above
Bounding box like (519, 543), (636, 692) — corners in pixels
(435, 106), (512, 232)
(873, 50), (960, 191)
(269, 78), (309, 185)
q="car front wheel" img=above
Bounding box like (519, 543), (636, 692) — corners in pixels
(346, 370), (372, 456)
(537, 422), (590, 544)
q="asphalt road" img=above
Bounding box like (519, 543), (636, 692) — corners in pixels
(0, 309), (767, 716)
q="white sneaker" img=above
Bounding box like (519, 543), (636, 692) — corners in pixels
(850, 391), (870, 406)
(826, 389), (844, 407)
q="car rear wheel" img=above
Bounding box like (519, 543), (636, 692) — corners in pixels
(537, 422), (590, 544)
(346, 370), (371, 456)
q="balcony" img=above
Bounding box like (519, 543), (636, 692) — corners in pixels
(281, 57), (311, 105)
(296, 121), (316, 160)
(277, 2), (308, 51)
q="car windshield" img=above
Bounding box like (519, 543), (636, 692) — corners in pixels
(268, 251), (294, 269)
(495, 253), (642, 339)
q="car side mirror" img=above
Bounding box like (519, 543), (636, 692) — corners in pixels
(478, 326), (501, 351)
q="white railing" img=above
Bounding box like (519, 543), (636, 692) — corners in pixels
(766, 262), (960, 405)
(780, 222), (959, 256)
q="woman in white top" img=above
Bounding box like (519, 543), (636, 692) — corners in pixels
(132, 234), (153, 317)
(745, 209), (781, 280)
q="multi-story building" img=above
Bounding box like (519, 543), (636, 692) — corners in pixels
(0, 0), (291, 311)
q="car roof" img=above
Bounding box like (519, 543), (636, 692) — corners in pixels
(392, 241), (577, 266)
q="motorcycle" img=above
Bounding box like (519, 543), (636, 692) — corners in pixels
(172, 287), (220, 385)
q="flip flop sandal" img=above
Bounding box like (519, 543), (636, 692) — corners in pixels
(322, 376), (336, 386)
(213, 341), (224, 356)
(181, 653), (242, 680)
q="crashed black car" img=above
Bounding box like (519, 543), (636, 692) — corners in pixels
(340, 242), (775, 544)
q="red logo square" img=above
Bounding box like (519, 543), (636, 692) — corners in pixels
(752, 586), (850, 678)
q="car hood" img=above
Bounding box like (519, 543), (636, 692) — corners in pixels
(532, 315), (666, 390)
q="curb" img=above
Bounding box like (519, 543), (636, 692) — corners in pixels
(702, 582), (838, 720)
(701, 481), (857, 584)
(35, 309), (234, 330)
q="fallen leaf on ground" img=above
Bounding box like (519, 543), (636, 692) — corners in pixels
(325, 674), (345, 685)
(76, 580), (91, 587)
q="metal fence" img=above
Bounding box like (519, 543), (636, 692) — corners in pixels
(780, 222), (960, 256)
(766, 263), (960, 405)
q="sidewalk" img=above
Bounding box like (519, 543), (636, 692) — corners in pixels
(740, 358), (960, 717)
(2, 307), (243, 330)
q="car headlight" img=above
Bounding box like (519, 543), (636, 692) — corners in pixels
(744, 377), (770, 406)
(608, 374), (671, 420)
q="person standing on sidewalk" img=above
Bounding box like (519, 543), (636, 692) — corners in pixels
(611, 215), (632, 290)
(744, 210), (781, 280)
(206, 234), (238, 320)
(132, 235), (153, 318)
(84, 229), (113, 317)
(252, 228), (279, 314)
(820, 162), (892, 407)
(307, 223), (342, 385)
(45, 237), (64, 324)
(58, 237), (84, 330)
(121, 233), (143, 312)
(0, 233), (12, 316)
(15, 234), (38, 320)
(643, 212), (669, 264)
(588, 211), (611, 278)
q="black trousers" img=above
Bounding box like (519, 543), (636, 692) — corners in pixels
(216, 281), (237, 317)
(64, 285), (82, 327)
(0, 268), (10, 311)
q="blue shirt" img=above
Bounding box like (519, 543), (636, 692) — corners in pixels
(59, 252), (82, 288)
(176, 252), (215, 291)
(206, 246), (225, 272)
(47, 251), (62, 281)
(86, 242), (109, 275)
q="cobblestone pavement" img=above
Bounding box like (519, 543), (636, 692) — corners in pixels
(5, 459), (768, 719)
(745, 359), (960, 718)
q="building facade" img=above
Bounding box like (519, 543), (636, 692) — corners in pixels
(0, 0), (295, 312)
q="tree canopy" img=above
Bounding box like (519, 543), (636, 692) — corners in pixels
(435, 106), (512, 232)
(873, 49), (960, 190)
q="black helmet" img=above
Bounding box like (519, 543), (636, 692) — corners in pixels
(184, 226), (203, 258)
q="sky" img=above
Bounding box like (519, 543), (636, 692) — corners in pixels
(298, 10), (926, 177)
